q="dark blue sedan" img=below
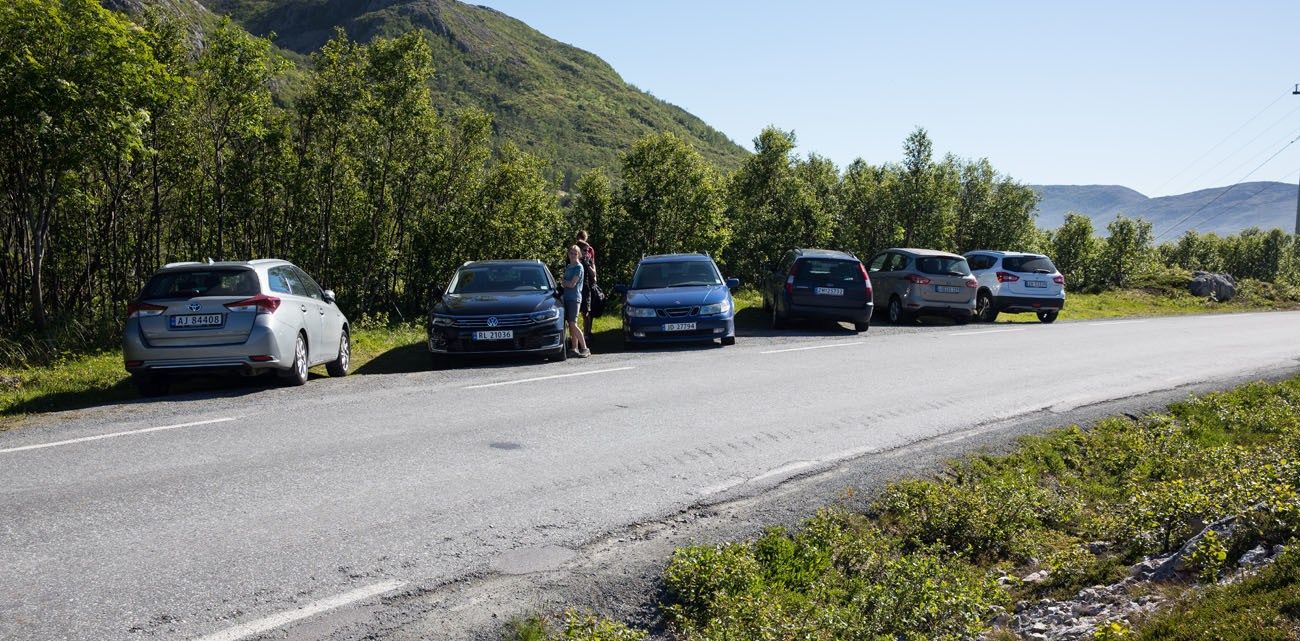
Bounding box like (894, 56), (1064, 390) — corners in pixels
(614, 254), (739, 347)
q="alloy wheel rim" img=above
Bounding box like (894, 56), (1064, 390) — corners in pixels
(296, 339), (307, 379)
(340, 336), (350, 370)
(890, 301), (900, 322)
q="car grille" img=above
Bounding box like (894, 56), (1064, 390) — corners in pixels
(657, 306), (700, 317)
(452, 313), (534, 328)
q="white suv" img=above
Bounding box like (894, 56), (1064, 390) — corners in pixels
(963, 251), (1065, 323)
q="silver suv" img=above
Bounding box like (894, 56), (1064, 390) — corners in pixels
(123, 260), (350, 395)
(866, 248), (977, 324)
(964, 251), (1065, 323)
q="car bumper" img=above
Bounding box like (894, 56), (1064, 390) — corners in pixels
(786, 302), (873, 323)
(993, 295), (1066, 313)
(122, 319), (291, 374)
(623, 315), (735, 343)
(428, 321), (565, 354)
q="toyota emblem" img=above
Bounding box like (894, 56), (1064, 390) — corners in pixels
(487, 317), (499, 328)
(188, 303), (202, 312)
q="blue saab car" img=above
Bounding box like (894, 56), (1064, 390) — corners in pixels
(614, 254), (739, 347)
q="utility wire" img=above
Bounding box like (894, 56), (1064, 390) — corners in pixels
(1158, 167), (1300, 241)
(1174, 102), (1300, 195)
(1153, 132), (1300, 242)
(1150, 91), (1289, 195)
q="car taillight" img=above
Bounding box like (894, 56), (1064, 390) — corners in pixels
(858, 263), (872, 297)
(996, 271), (1020, 283)
(785, 261), (799, 296)
(225, 294), (281, 314)
(905, 274), (931, 285)
(127, 302), (166, 319)
(1053, 274), (1065, 285)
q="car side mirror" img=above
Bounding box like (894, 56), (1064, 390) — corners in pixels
(726, 277), (740, 290)
(613, 284), (629, 295)
(322, 289), (336, 304)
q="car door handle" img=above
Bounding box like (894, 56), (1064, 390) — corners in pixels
(300, 304), (308, 312)
(319, 308), (325, 315)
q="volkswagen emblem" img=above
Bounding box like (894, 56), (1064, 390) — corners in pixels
(487, 316), (499, 328)
(188, 303), (202, 312)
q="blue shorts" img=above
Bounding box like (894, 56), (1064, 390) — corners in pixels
(564, 299), (579, 322)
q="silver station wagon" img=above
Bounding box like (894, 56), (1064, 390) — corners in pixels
(123, 259), (350, 396)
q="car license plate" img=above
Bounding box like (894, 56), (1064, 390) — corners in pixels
(663, 322), (696, 332)
(815, 287), (845, 296)
(935, 285), (961, 294)
(170, 314), (223, 328)
(1026, 280), (1047, 288)
(473, 330), (513, 340)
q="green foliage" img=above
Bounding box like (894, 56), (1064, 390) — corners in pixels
(1096, 215), (1155, 289)
(1184, 529), (1229, 584)
(1053, 213), (1100, 291)
(503, 611), (646, 641)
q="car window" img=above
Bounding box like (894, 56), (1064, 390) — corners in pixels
(780, 252), (797, 273)
(888, 253), (909, 272)
(292, 267), (324, 301)
(1002, 255), (1057, 274)
(141, 269), (260, 300)
(280, 267), (308, 297)
(268, 267), (293, 295)
(631, 260), (723, 289)
(450, 265), (553, 294)
(916, 256), (972, 276)
(967, 255), (991, 270)
(867, 253), (888, 272)
(795, 259), (864, 283)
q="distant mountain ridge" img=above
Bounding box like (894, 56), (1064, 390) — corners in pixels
(183, 0), (749, 184)
(1031, 182), (1298, 236)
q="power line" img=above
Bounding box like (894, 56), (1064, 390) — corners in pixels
(1174, 101), (1300, 195)
(1158, 167), (1300, 241)
(1150, 91), (1289, 195)
(1153, 132), (1300, 242)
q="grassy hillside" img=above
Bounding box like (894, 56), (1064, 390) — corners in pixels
(193, 0), (748, 185)
(1032, 182), (1298, 235)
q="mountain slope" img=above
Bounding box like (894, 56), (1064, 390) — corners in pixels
(1031, 182), (1298, 236)
(194, 0), (748, 184)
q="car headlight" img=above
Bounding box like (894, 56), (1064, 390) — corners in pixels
(699, 300), (731, 316)
(626, 306), (656, 318)
(432, 315), (455, 327)
(531, 308), (560, 322)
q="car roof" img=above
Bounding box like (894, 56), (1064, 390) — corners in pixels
(638, 253), (715, 264)
(461, 259), (546, 267)
(886, 247), (966, 259)
(964, 250), (1046, 258)
(158, 259), (287, 271)
(794, 248), (858, 260)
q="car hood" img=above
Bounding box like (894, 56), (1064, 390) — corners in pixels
(626, 286), (729, 308)
(437, 291), (558, 316)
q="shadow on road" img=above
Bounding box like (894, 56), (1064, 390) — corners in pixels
(1, 372), (294, 424)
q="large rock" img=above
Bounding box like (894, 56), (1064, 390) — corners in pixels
(1189, 272), (1237, 301)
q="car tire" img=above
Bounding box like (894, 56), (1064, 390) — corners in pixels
(133, 373), (169, 397)
(326, 330), (350, 377)
(280, 333), (309, 386)
(548, 344), (568, 362)
(721, 335), (736, 346)
(771, 303), (787, 330)
(853, 320), (870, 333)
(888, 297), (913, 325)
(976, 291), (998, 323)
(954, 314), (971, 326)
(1038, 310), (1059, 324)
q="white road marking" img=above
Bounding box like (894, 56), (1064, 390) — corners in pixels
(0, 417), (237, 455)
(760, 341), (866, 354)
(1087, 320), (1148, 326)
(463, 367), (635, 389)
(950, 328), (1026, 336)
(191, 580), (405, 641)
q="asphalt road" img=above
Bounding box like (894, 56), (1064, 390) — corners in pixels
(2, 312), (1299, 641)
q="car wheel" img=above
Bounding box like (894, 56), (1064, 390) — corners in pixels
(853, 320), (870, 333)
(721, 335), (736, 346)
(1038, 310), (1059, 324)
(133, 373), (169, 397)
(548, 343), (568, 362)
(888, 297), (912, 325)
(976, 291), (998, 323)
(326, 330), (350, 377)
(771, 303), (787, 330)
(281, 333), (308, 386)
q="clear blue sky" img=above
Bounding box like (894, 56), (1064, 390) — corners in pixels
(473, 0), (1300, 197)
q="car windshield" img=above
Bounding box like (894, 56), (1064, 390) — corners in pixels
(631, 260), (723, 289)
(450, 265), (552, 294)
(915, 256), (971, 276)
(796, 259), (863, 283)
(1002, 255), (1056, 274)
(141, 269), (260, 300)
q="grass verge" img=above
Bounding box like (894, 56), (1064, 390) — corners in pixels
(511, 375), (1300, 640)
